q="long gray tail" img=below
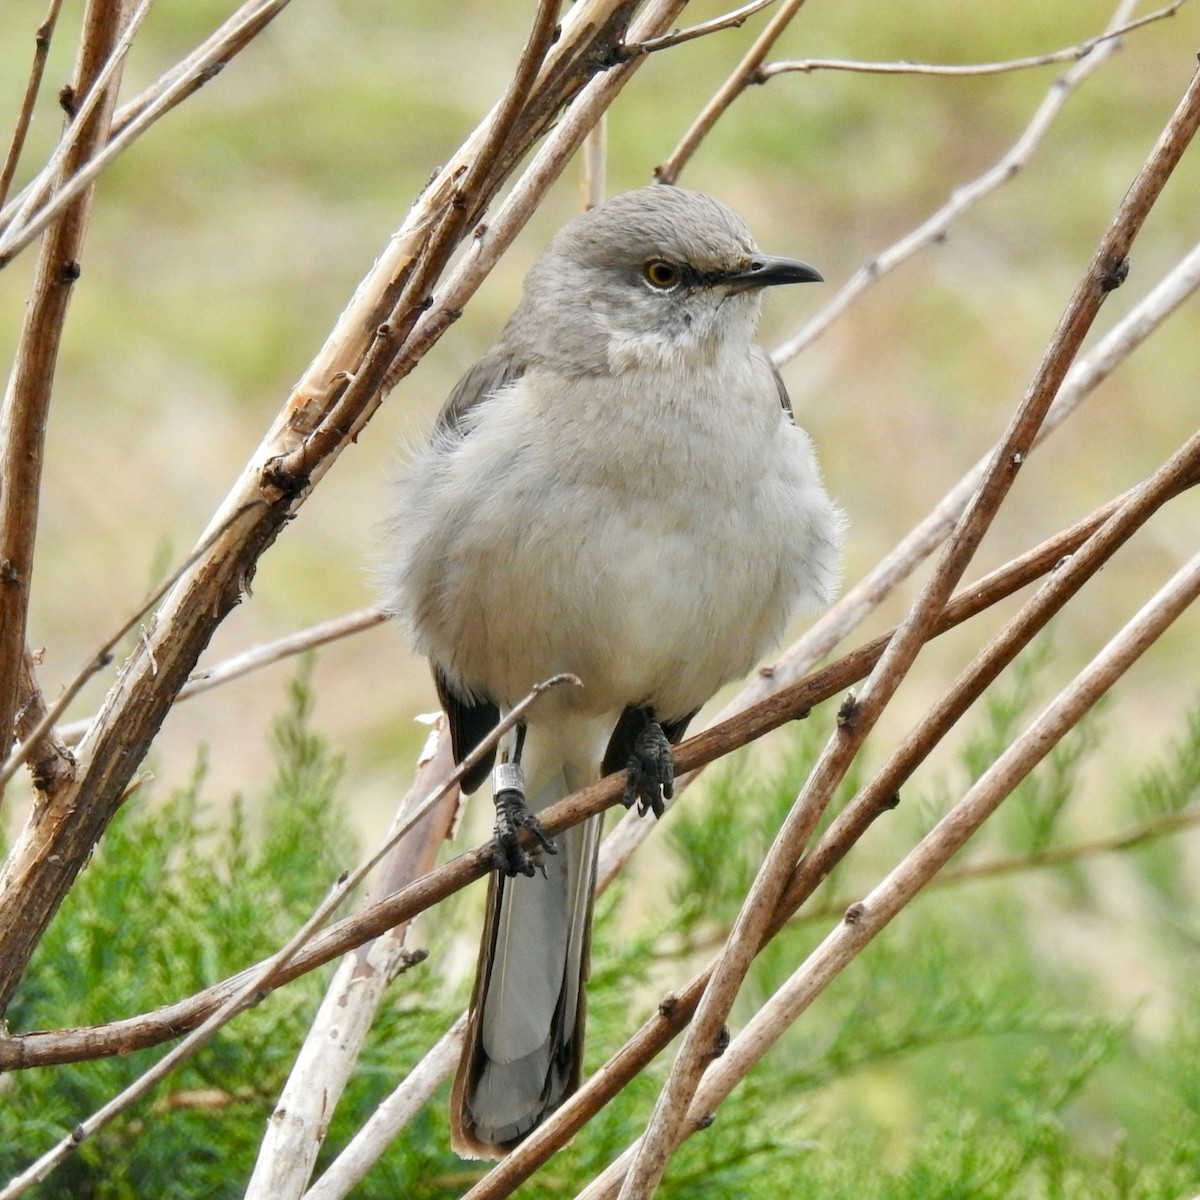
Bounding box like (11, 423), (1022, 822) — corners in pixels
(450, 768), (601, 1159)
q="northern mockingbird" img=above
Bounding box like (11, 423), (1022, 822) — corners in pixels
(386, 185), (843, 1157)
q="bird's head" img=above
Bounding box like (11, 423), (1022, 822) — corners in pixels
(514, 186), (822, 373)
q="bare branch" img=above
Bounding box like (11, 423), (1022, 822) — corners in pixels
(771, 0), (1135, 369)
(53, 606), (390, 748)
(0, 502), (264, 793)
(0, 0), (65, 211)
(12, 650), (74, 797)
(656, 0), (811, 184)
(244, 723), (458, 1200)
(625, 0), (778, 55)
(0, 0), (154, 247)
(302, 1019), (467, 1200)
(759, 1), (1186, 80)
(666, 548), (1200, 1187)
(0, 0), (130, 798)
(0, 0), (295, 262)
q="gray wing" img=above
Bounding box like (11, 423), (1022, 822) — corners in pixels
(754, 346), (795, 425)
(434, 342), (526, 438)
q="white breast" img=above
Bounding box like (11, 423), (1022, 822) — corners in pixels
(389, 355), (842, 722)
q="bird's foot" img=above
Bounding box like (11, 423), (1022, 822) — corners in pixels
(490, 762), (556, 878)
(623, 720), (674, 818)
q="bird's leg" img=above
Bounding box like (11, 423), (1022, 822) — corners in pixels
(623, 715), (675, 819)
(490, 722), (556, 878)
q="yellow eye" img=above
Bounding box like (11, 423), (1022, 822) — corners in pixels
(643, 259), (681, 290)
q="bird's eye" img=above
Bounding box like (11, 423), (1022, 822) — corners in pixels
(642, 259), (681, 290)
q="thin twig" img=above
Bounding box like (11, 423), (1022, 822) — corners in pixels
(54, 610), (390, 747)
(0, 0), (155, 246)
(804, 804), (1200, 926)
(661, 550), (1200, 1191)
(0, 503), (264, 792)
(626, 0), (777, 55)
(0, 0), (130, 802)
(581, 117), (607, 211)
(0, 0), (294, 263)
(656, 0), (810, 184)
(616, 48), (1200, 1200)
(0, 0), (65, 212)
(758, 1), (1186, 80)
(302, 1018), (468, 1200)
(771, 1), (1137, 369)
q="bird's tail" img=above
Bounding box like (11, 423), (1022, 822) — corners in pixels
(450, 737), (601, 1159)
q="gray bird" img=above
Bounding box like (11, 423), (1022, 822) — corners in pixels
(386, 184), (844, 1157)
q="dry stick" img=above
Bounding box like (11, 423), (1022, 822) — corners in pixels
(0, 674), (573, 1200)
(843, 430), (1200, 828)
(790, 802), (1200, 930)
(454, 449), (1200, 1200)
(0, 0), (680, 1019)
(244, 723), (459, 1200)
(0, 0), (155, 245)
(583, 548), (1200, 1200)
(627, 0), (778, 54)
(0, 0), (129, 797)
(0, 502), (264, 792)
(53, 605), (390, 747)
(581, 118), (608, 211)
(616, 58), (1200, 1200)
(655, 0), (810, 184)
(759, 0), (1186, 80)
(302, 1019), (468, 1200)
(0, 491), (1156, 1073)
(0, 0), (65, 212)
(0, 0), (293, 261)
(772, 0), (1136, 370)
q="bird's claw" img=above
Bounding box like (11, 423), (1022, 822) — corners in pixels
(491, 763), (556, 878)
(623, 720), (674, 818)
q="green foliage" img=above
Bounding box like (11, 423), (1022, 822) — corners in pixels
(6, 664), (1200, 1198)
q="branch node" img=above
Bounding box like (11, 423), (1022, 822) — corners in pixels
(1101, 254), (1130, 292)
(711, 1025), (731, 1060)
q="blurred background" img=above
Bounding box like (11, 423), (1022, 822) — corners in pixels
(3, 0), (1200, 1191)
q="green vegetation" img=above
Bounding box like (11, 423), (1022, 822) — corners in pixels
(4, 659), (1200, 1198)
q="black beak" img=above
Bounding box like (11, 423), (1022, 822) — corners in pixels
(725, 254), (823, 291)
